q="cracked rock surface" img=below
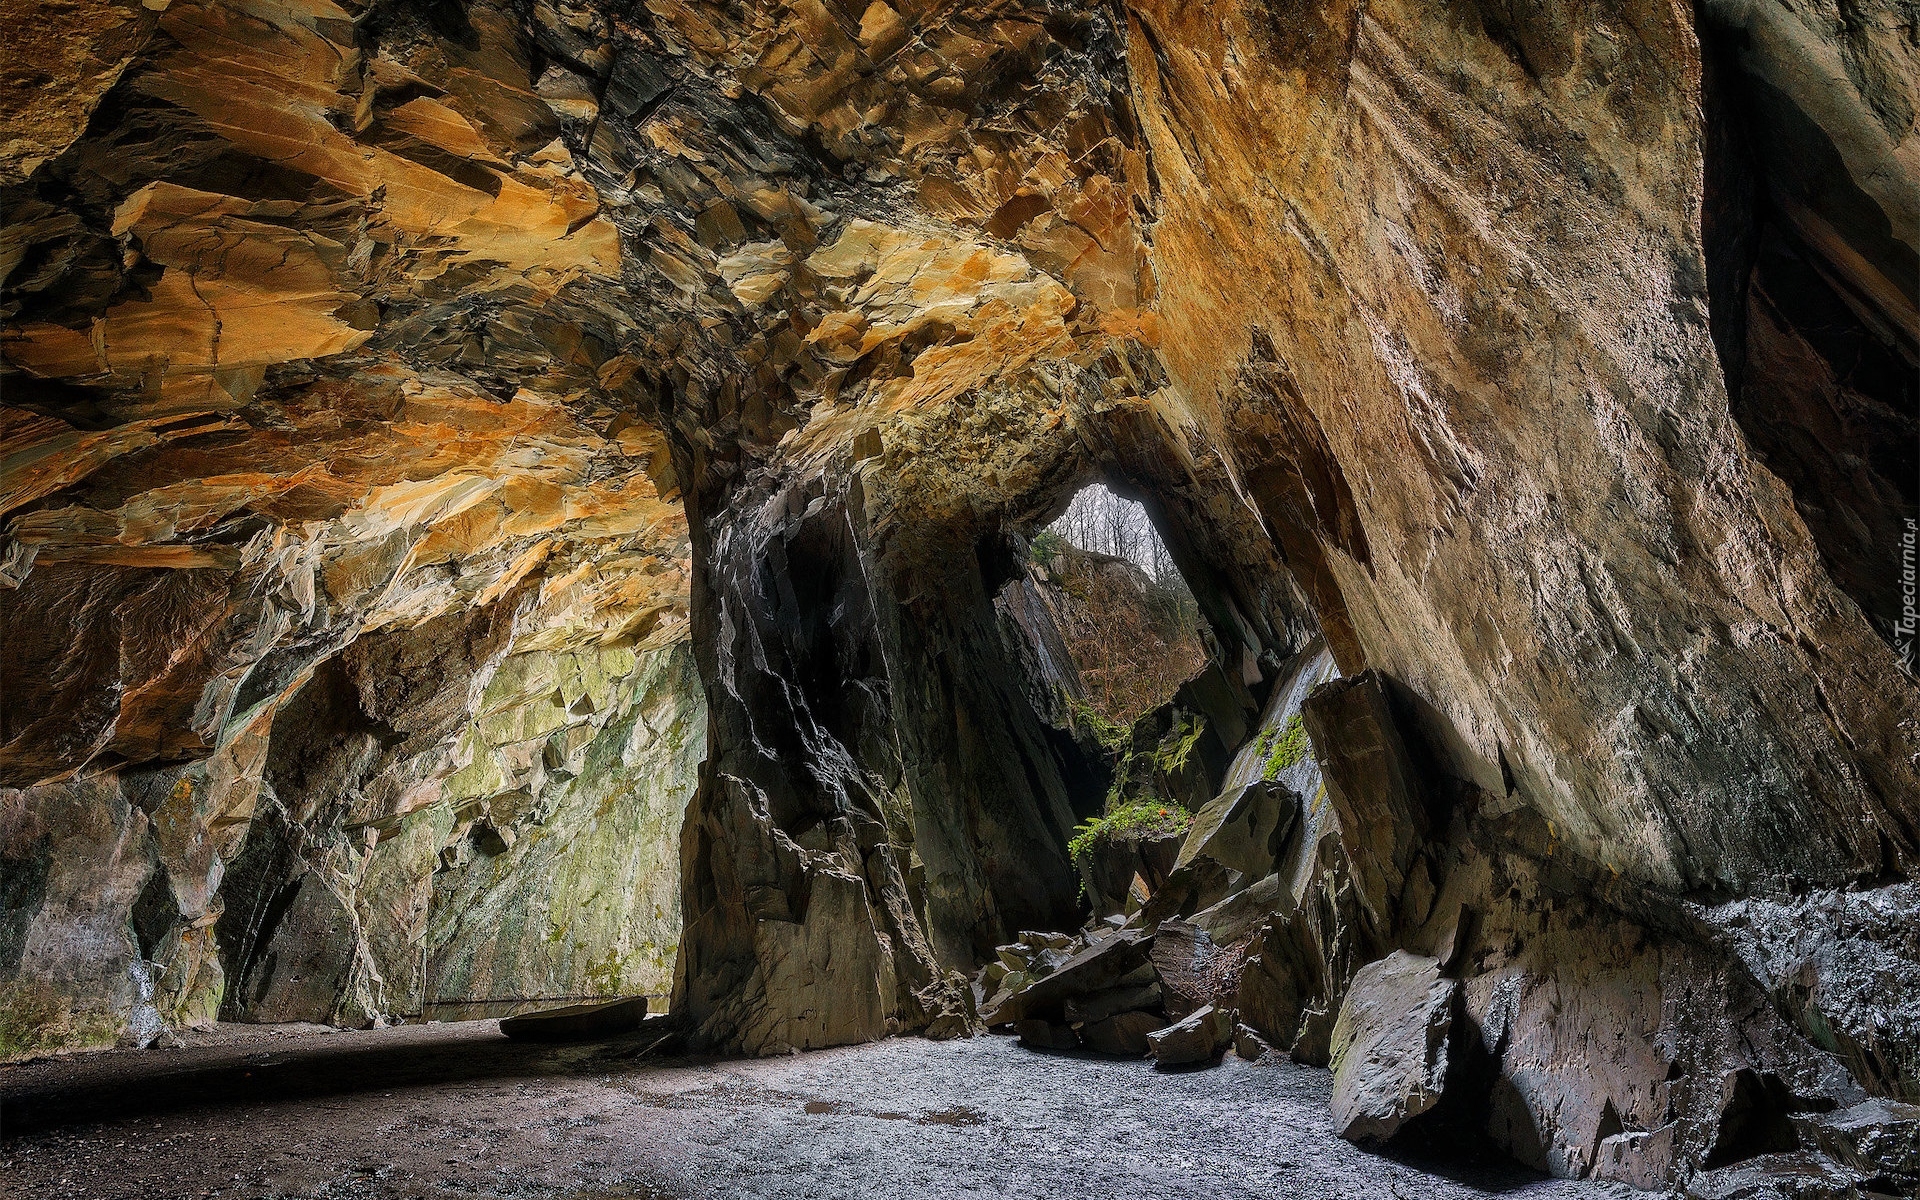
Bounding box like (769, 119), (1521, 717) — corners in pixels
(1, 0), (1916, 1189)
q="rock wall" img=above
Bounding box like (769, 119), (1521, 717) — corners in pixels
(2, 0), (1917, 1187)
(215, 635), (704, 1026)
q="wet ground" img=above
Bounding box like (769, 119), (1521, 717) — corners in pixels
(1, 1022), (1632, 1199)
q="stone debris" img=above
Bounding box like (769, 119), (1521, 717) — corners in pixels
(1079, 1011), (1165, 1057)
(1793, 1100), (1920, 1190)
(1233, 1023), (1276, 1062)
(1063, 983), (1163, 1027)
(1146, 1005), (1233, 1067)
(1326, 952), (1456, 1146)
(979, 929), (1154, 1029)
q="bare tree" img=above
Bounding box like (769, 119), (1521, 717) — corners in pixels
(1040, 485), (1205, 726)
(1050, 484), (1171, 581)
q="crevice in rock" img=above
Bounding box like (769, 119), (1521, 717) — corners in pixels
(1698, 9), (1919, 652)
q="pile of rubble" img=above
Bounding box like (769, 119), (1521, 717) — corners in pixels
(975, 663), (1920, 1198)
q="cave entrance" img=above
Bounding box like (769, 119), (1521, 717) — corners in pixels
(993, 479), (1332, 922)
(1028, 483), (1208, 731)
(977, 470), (1343, 1057)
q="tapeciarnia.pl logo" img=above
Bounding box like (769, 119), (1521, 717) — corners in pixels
(1899, 517), (1917, 672)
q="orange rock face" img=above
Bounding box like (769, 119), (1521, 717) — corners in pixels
(2, 0), (1916, 1184)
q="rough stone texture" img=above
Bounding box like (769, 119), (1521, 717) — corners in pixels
(1124, 0), (1919, 898)
(1178, 780), (1298, 882)
(1064, 983), (1162, 1028)
(1151, 919), (1241, 1023)
(1146, 1002), (1233, 1067)
(981, 929), (1154, 1028)
(1700, 885), (1920, 1106)
(498, 994), (647, 1041)
(1, 0), (1917, 1188)
(423, 642), (705, 1019)
(1302, 673), (1434, 942)
(1794, 1099), (1920, 1189)
(1080, 1009), (1164, 1057)
(1327, 951), (1456, 1146)
(0, 1027), (1628, 1199)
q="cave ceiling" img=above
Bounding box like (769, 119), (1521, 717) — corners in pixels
(2, 0), (1919, 1171)
(7, 0), (1913, 874)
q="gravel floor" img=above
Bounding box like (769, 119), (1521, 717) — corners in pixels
(1, 1022), (1633, 1199)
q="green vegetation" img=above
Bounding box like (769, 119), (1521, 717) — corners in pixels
(1154, 715), (1206, 779)
(1029, 529), (1066, 562)
(1256, 713), (1311, 782)
(1066, 695), (1132, 754)
(1068, 799), (1193, 869)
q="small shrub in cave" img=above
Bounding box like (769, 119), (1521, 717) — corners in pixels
(1065, 712), (1207, 902)
(1068, 799), (1193, 885)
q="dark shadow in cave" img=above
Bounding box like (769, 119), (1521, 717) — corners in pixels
(0, 1022), (667, 1134)
(1697, 13), (1919, 649)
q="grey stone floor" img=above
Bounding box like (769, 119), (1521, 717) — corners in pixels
(1, 1021), (1634, 1199)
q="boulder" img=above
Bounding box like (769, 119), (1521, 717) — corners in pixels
(1682, 1150), (1886, 1200)
(1793, 1099), (1920, 1185)
(1080, 834), (1184, 918)
(1300, 674), (1431, 939)
(1079, 1010), (1165, 1057)
(1151, 920), (1234, 1021)
(1177, 779), (1299, 880)
(981, 929), (1153, 1026)
(1233, 1023), (1275, 1061)
(1015, 1019), (1081, 1052)
(1291, 1003), (1336, 1068)
(1592, 1125), (1680, 1191)
(1147, 1003), (1233, 1066)
(500, 995), (649, 1042)
(1063, 983), (1162, 1026)
(1188, 872), (1289, 947)
(1231, 909), (1322, 1053)
(1328, 952), (1455, 1145)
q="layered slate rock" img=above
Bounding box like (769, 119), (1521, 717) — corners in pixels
(2, 0), (1918, 1189)
(1327, 952), (1456, 1146)
(499, 994), (648, 1041)
(1146, 1003), (1232, 1067)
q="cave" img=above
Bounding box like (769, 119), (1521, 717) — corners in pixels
(2, 0), (1918, 1195)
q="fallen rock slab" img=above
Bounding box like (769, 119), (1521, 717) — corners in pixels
(1301, 674), (1432, 938)
(1683, 1149), (1884, 1200)
(499, 996), (649, 1042)
(982, 929), (1152, 1026)
(1177, 779), (1298, 880)
(1152, 920), (1233, 1020)
(1063, 983), (1162, 1026)
(1079, 1010), (1164, 1057)
(1234, 1023), (1276, 1061)
(1147, 1003), (1232, 1066)
(1328, 952), (1455, 1144)
(1793, 1098), (1920, 1185)
(1592, 1124), (1679, 1190)
(1016, 1019), (1081, 1052)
